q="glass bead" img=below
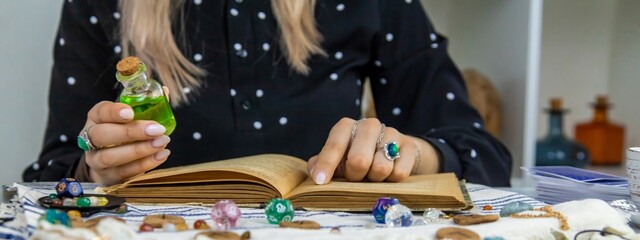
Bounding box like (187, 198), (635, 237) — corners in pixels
(264, 198), (294, 224)
(384, 204), (413, 227)
(499, 202), (533, 217)
(163, 223), (177, 232)
(76, 197), (91, 207)
(412, 219), (429, 226)
(63, 198), (75, 206)
(372, 197), (400, 223)
(97, 197), (109, 206)
(55, 178), (83, 198)
(51, 198), (63, 206)
(48, 193), (58, 199)
(115, 204), (128, 214)
(66, 210), (82, 219)
(139, 223), (154, 232)
(194, 219), (209, 230)
(88, 196), (99, 206)
(210, 199), (241, 230)
(483, 205), (493, 210)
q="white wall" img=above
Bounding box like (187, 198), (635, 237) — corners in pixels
(610, 0), (640, 149)
(0, 1), (61, 185)
(537, 0), (617, 140)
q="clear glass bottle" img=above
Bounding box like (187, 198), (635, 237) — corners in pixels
(575, 96), (625, 165)
(535, 98), (589, 167)
(115, 57), (176, 135)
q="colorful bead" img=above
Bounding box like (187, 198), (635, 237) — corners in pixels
(48, 193), (58, 199)
(384, 204), (413, 227)
(66, 210), (82, 220)
(88, 196), (99, 206)
(115, 204), (128, 214)
(62, 198), (75, 206)
(264, 198), (295, 224)
(139, 223), (154, 232)
(499, 202), (533, 217)
(423, 208), (442, 219)
(482, 205), (493, 211)
(163, 223), (177, 232)
(372, 197), (400, 223)
(55, 178), (83, 198)
(210, 200), (241, 230)
(194, 219), (210, 230)
(41, 209), (71, 227)
(97, 197), (109, 206)
(51, 198), (63, 206)
(76, 197), (91, 207)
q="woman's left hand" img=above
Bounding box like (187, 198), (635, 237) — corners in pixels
(307, 117), (439, 184)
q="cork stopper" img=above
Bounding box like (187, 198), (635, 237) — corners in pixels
(549, 98), (563, 111)
(595, 95), (609, 108)
(116, 56), (141, 76)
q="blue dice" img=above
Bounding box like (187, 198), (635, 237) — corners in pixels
(372, 197), (400, 223)
(55, 178), (83, 198)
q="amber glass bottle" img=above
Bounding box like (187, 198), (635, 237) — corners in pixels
(575, 96), (625, 165)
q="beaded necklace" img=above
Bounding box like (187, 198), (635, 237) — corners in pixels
(510, 205), (569, 230)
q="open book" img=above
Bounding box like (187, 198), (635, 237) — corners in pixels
(101, 154), (470, 211)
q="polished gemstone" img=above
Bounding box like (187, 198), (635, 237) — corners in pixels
(384, 204), (413, 227)
(97, 197), (109, 206)
(139, 223), (154, 232)
(41, 209), (71, 227)
(76, 197), (91, 207)
(499, 202), (533, 217)
(482, 205), (493, 211)
(194, 219), (210, 230)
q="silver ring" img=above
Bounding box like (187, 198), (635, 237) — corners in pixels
(378, 141), (400, 161)
(77, 125), (99, 151)
(351, 118), (366, 142)
(375, 123), (386, 148)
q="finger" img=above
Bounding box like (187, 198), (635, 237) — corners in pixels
(163, 86), (170, 101)
(384, 128), (414, 182)
(307, 155), (318, 173)
(312, 117), (354, 185)
(88, 120), (167, 148)
(87, 135), (171, 170)
(345, 118), (381, 182)
(106, 149), (170, 185)
(367, 150), (395, 182)
(87, 101), (135, 124)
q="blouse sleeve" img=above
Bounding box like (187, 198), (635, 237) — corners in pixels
(367, 1), (512, 187)
(22, 1), (120, 182)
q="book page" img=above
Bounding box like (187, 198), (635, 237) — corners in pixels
(104, 154), (308, 197)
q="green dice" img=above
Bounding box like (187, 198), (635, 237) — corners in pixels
(264, 198), (295, 224)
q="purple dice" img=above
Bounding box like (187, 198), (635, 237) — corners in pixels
(55, 178), (83, 198)
(372, 197), (400, 223)
(210, 199), (241, 230)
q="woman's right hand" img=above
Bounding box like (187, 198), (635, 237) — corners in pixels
(81, 101), (171, 185)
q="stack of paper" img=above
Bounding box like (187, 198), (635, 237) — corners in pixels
(523, 166), (629, 204)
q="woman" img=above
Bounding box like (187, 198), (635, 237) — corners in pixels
(24, 0), (512, 187)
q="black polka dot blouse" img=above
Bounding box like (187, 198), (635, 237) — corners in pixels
(24, 0), (513, 187)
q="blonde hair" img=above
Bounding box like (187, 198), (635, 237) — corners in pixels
(119, 0), (325, 106)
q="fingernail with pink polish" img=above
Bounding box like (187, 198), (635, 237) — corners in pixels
(151, 136), (171, 148)
(314, 171), (326, 185)
(119, 108), (134, 120)
(145, 124), (166, 136)
(154, 149), (170, 161)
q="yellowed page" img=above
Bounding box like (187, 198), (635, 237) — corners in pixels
(103, 154), (308, 197)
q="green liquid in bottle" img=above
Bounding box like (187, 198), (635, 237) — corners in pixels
(120, 95), (176, 135)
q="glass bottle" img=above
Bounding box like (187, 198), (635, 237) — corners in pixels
(575, 96), (625, 165)
(115, 57), (176, 135)
(535, 98), (589, 167)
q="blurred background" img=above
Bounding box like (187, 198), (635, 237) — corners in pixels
(0, 0), (638, 185)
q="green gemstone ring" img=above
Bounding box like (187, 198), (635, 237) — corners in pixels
(77, 125), (99, 151)
(381, 141), (400, 161)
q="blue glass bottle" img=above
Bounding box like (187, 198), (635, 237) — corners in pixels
(535, 98), (590, 167)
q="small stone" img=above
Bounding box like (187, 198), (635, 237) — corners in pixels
(115, 204), (128, 214)
(139, 223), (154, 232)
(63, 198), (75, 206)
(264, 198), (295, 224)
(163, 223), (177, 232)
(194, 219), (210, 229)
(499, 202), (533, 217)
(41, 197), (54, 205)
(423, 208), (442, 219)
(66, 210), (82, 221)
(143, 214), (186, 228)
(76, 197), (91, 207)
(51, 198), (63, 206)
(74, 216), (125, 229)
(41, 209), (71, 227)
(195, 231), (242, 240)
(372, 197), (400, 223)
(453, 214), (499, 225)
(412, 219), (429, 226)
(55, 178), (83, 198)
(482, 205), (493, 211)
(436, 227), (481, 240)
(88, 196), (99, 206)
(49, 193), (58, 199)
(97, 197), (109, 206)
(329, 227), (341, 234)
(175, 222), (189, 231)
(240, 231), (251, 240)
(384, 204), (413, 227)
(279, 220), (321, 229)
(211, 199), (241, 230)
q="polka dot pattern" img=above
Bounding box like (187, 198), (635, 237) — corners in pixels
(392, 108), (401, 116)
(334, 51), (343, 60)
(89, 16), (98, 24)
(253, 121), (262, 130)
(59, 134), (68, 142)
(470, 149), (477, 158)
(230, 8), (239, 16)
(385, 33), (394, 42)
(258, 12), (266, 19)
(256, 89), (264, 97)
(279, 117), (288, 125)
(193, 132), (202, 140)
(230, 89), (237, 97)
(446, 92), (455, 101)
(262, 43), (270, 51)
(380, 78), (387, 85)
(67, 77), (76, 85)
(194, 53), (203, 61)
(59, 38), (65, 46)
(330, 73), (338, 81)
(336, 4), (345, 11)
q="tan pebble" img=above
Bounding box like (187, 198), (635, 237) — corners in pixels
(142, 214), (186, 228)
(279, 220), (321, 229)
(194, 231), (241, 240)
(73, 216), (125, 229)
(436, 227), (480, 240)
(452, 214), (499, 225)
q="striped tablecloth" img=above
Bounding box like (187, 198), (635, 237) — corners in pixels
(2, 182), (633, 240)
